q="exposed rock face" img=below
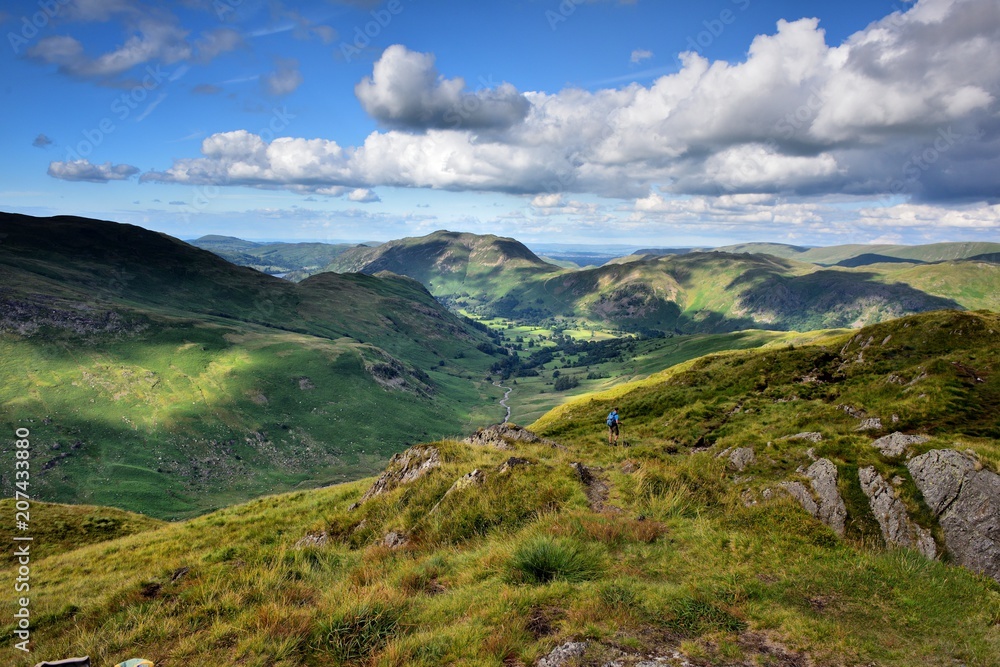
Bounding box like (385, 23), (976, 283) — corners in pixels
(780, 459), (846, 536)
(728, 447), (756, 472)
(780, 481), (818, 517)
(858, 466), (936, 558)
(353, 445), (441, 507)
(805, 459), (847, 536)
(855, 417), (883, 432)
(870, 432), (929, 458)
(907, 449), (1000, 582)
(464, 423), (550, 450)
(536, 641), (588, 667)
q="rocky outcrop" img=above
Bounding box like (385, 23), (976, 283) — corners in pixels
(430, 468), (486, 514)
(858, 466), (936, 558)
(537, 641), (587, 667)
(870, 432), (929, 458)
(907, 450), (1000, 582)
(464, 423), (552, 450)
(805, 459), (847, 536)
(855, 417), (882, 432)
(728, 447), (756, 472)
(352, 445), (441, 507)
(780, 459), (846, 536)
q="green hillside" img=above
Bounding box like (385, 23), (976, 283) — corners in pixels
(190, 235), (357, 275)
(2, 310), (997, 666)
(305, 231), (998, 335)
(0, 213), (506, 518)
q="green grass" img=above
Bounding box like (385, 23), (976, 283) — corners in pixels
(2, 310), (998, 666)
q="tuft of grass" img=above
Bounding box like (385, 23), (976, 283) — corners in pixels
(310, 600), (405, 662)
(509, 536), (605, 584)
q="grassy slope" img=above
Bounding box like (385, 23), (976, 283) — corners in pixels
(3, 310), (998, 666)
(0, 213), (503, 518)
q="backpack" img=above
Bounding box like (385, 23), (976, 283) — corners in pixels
(606, 412), (617, 426)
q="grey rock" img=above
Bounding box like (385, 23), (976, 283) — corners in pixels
(858, 466), (936, 559)
(780, 481), (818, 518)
(464, 423), (554, 450)
(353, 445), (441, 507)
(784, 432), (823, 443)
(728, 447), (756, 472)
(908, 449), (1000, 582)
(294, 531), (329, 549)
(382, 531), (408, 549)
(537, 641), (588, 667)
(870, 432), (929, 458)
(498, 456), (531, 474)
(805, 459), (847, 536)
(855, 417), (883, 432)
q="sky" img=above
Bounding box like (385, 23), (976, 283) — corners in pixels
(1, 0), (998, 246)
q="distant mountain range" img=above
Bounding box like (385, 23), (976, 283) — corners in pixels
(188, 234), (363, 275)
(295, 231), (1000, 333)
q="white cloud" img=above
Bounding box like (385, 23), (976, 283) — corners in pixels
(140, 0), (1000, 209)
(262, 58), (303, 96)
(630, 49), (653, 64)
(347, 188), (380, 203)
(48, 159), (140, 182)
(531, 193), (565, 208)
(355, 45), (531, 130)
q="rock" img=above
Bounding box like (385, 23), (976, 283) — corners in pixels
(430, 468), (486, 513)
(352, 445), (441, 508)
(870, 432), (929, 457)
(783, 432), (823, 443)
(537, 641), (588, 667)
(621, 461), (638, 474)
(294, 531), (329, 548)
(728, 447), (756, 472)
(498, 457), (531, 474)
(907, 449), (1000, 582)
(780, 481), (818, 517)
(464, 423), (553, 450)
(858, 466), (936, 559)
(838, 404), (867, 419)
(855, 417), (883, 432)
(805, 459), (847, 537)
(382, 531), (408, 549)
(805, 448), (817, 461)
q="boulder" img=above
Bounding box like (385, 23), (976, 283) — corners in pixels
(353, 445), (441, 508)
(728, 447), (756, 472)
(805, 459), (847, 537)
(907, 449), (1000, 582)
(870, 432), (929, 458)
(780, 481), (818, 517)
(855, 417), (883, 432)
(858, 466), (936, 558)
(464, 423), (550, 450)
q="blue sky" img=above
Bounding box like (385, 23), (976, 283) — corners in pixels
(1, 0), (998, 246)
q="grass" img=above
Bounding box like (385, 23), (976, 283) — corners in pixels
(2, 310), (999, 666)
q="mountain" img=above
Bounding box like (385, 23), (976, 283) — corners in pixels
(4, 310), (998, 666)
(482, 252), (973, 333)
(712, 241), (1000, 266)
(0, 213), (505, 518)
(189, 234), (357, 275)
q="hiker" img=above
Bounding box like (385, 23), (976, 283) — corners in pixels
(606, 407), (621, 445)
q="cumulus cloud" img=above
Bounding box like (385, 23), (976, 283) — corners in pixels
(141, 0), (1000, 213)
(531, 193), (566, 208)
(32, 134), (53, 148)
(630, 49), (653, 64)
(355, 45), (531, 131)
(347, 188), (380, 203)
(48, 159), (140, 182)
(262, 58), (303, 96)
